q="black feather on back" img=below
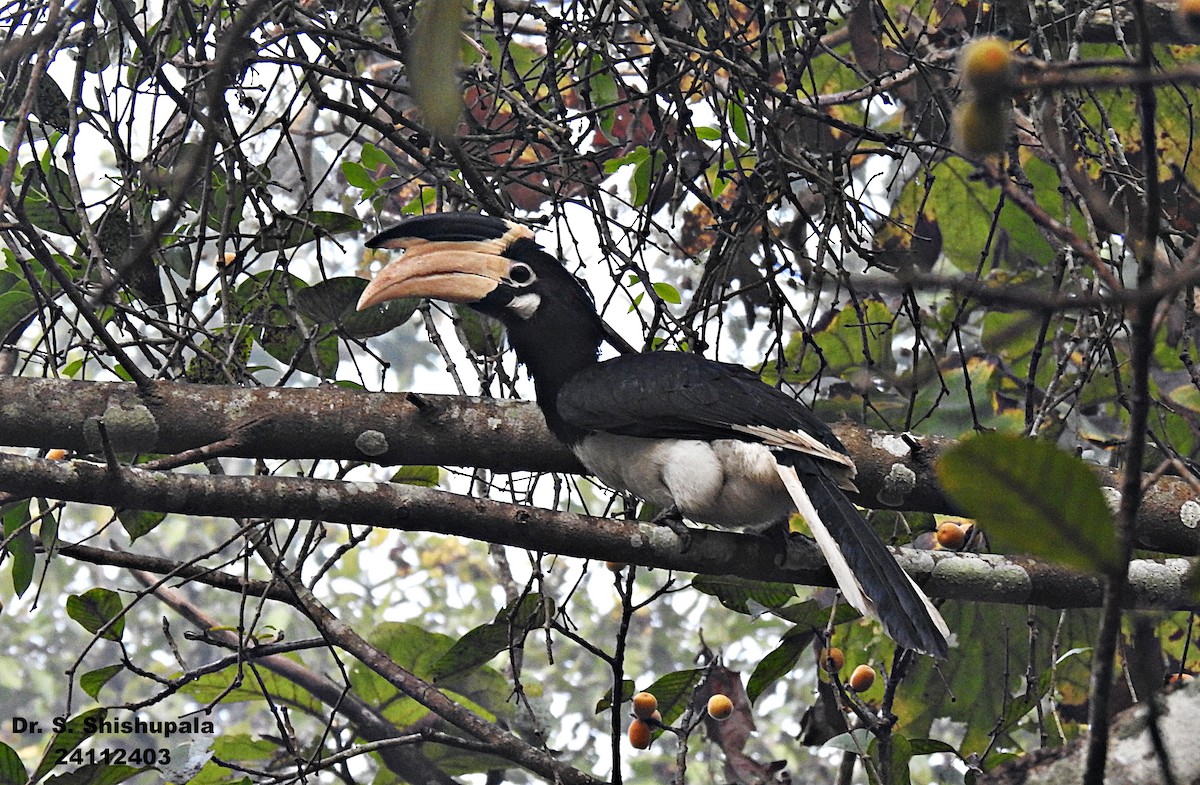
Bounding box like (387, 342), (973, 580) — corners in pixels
(556, 352), (847, 457)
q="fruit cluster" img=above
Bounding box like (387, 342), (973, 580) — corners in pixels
(625, 690), (737, 750)
(625, 648), (891, 754)
(821, 647), (876, 692)
(628, 691), (661, 749)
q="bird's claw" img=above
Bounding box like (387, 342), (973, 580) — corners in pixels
(650, 505), (693, 551)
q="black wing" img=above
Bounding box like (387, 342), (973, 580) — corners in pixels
(559, 352), (948, 657)
(556, 352), (847, 455)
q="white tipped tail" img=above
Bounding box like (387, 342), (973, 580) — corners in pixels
(772, 461), (950, 657)
(774, 462), (877, 620)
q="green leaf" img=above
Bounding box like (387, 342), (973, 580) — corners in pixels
(651, 281), (681, 304)
(634, 669), (703, 725)
(772, 598), (861, 628)
(423, 744), (515, 778)
(595, 679), (636, 713)
(937, 433), (1120, 574)
(295, 276), (419, 338)
(38, 506), (59, 551)
(747, 630), (811, 704)
(32, 75), (74, 133)
(603, 146), (656, 206)
(428, 623), (511, 682)
(231, 271), (339, 378)
(1167, 383), (1200, 414)
(726, 94), (750, 142)
(348, 622), (513, 728)
(401, 188), (438, 215)
(31, 708), (107, 782)
(586, 53), (618, 107)
(795, 299), (895, 379)
(79, 664), (124, 701)
(981, 751), (1021, 772)
(360, 142), (397, 171)
(907, 738), (959, 756)
(213, 733), (278, 762)
(499, 592), (551, 628)
(180, 659), (323, 710)
(893, 602), (1097, 752)
(2, 501), (34, 597)
(340, 161), (377, 196)
(0, 741), (28, 785)
(116, 508), (165, 542)
(20, 161), (82, 235)
(185, 327), (254, 384)
(66, 588), (125, 641)
(691, 576), (796, 615)
(452, 306), (504, 357)
(0, 286), (37, 344)
(294, 277), (366, 323)
(429, 594), (549, 681)
(604, 146), (648, 175)
(390, 465), (440, 487)
(824, 728), (873, 753)
(980, 311), (1041, 363)
(995, 686), (1045, 737)
(899, 355), (1025, 436)
(911, 157), (1075, 271)
(93, 208), (131, 265)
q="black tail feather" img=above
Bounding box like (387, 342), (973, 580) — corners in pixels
(798, 464), (949, 658)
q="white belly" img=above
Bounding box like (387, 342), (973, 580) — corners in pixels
(571, 433), (794, 529)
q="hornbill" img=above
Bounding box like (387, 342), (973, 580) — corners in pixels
(357, 212), (950, 658)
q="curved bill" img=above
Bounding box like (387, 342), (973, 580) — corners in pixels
(356, 240), (512, 310)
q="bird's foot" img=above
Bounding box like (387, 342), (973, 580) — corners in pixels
(777, 526), (818, 570)
(650, 505), (693, 551)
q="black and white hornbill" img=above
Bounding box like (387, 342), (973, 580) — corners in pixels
(357, 212), (950, 658)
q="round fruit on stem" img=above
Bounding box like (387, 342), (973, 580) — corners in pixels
(936, 520), (967, 549)
(631, 691), (658, 720)
(848, 664), (876, 693)
(628, 718), (653, 749)
(820, 647), (845, 672)
(707, 694), (734, 721)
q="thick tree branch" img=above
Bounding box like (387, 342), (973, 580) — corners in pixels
(0, 377), (573, 472)
(1, 452), (1195, 610)
(3, 376), (1199, 556)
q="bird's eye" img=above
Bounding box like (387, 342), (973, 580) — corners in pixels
(507, 263), (535, 286)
